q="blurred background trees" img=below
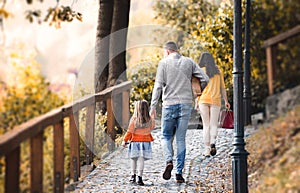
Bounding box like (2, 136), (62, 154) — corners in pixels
(0, 49), (66, 192)
(152, 0), (300, 113)
(0, 50), (65, 134)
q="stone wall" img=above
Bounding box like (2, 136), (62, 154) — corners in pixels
(266, 84), (300, 119)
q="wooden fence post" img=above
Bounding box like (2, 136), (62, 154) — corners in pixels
(5, 146), (20, 193)
(266, 45), (277, 95)
(85, 104), (95, 165)
(30, 131), (43, 193)
(106, 97), (115, 151)
(69, 112), (80, 181)
(54, 121), (64, 193)
(122, 91), (130, 129)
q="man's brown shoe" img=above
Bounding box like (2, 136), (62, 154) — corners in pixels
(176, 174), (185, 183)
(163, 161), (173, 180)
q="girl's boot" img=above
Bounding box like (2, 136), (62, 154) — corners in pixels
(130, 174), (136, 183)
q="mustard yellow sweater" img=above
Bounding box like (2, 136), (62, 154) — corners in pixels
(197, 70), (225, 107)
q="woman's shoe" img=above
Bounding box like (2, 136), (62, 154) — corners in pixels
(210, 144), (217, 156)
(137, 176), (144, 186)
(129, 174), (136, 183)
(203, 147), (211, 157)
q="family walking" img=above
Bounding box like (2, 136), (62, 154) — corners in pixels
(122, 41), (230, 185)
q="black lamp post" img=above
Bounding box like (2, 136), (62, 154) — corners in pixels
(231, 0), (249, 192)
(243, 0), (252, 125)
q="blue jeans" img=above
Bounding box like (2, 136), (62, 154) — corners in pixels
(161, 103), (192, 174)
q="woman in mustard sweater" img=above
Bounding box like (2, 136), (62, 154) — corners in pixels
(196, 52), (230, 157)
(122, 100), (155, 185)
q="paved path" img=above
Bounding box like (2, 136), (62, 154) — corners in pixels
(75, 126), (254, 193)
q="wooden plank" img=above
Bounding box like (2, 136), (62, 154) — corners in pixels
(5, 146), (20, 193)
(95, 81), (132, 102)
(263, 25), (300, 47)
(69, 112), (80, 181)
(64, 81), (132, 115)
(53, 121), (64, 193)
(106, 98), (115, 151)
(85, 104), (95, 165)
(122, 91), (130, 129)
(65, 95), (95, 115)
(266, 46), (277, 95)
(0, 108), (62, 156)
(30, 131), (43, 193)
(61, 104), (74, 117)
(61, 95), (95, 117)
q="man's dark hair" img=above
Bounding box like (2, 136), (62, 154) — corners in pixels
(163, 41), (178, 51)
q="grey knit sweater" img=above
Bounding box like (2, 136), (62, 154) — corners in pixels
(150, 52), (209, 110)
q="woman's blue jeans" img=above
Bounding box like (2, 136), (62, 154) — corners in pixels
(161, 103), (192, 174)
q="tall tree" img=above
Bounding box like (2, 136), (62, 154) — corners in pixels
(95, 0), (131, 150)
(108, 0), (131, 146)
(95, 0), (130, 91)
(95, 0), (114, 93)
(108, 0), (130, 87)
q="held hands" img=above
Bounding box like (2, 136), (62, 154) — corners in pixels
(150, 108), (156, 118)
(121, 141), (126, 147)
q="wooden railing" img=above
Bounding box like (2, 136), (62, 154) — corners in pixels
(263, 25), (300, 95)
(0, 81), (132, 193)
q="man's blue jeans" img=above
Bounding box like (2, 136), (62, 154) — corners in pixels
(161, 103), (192, 174)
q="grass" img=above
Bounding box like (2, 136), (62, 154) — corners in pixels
(247, 105), (300, 193)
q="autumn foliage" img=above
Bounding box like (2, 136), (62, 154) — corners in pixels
(0, 51), (65, 192)
(247, 105), (300, 192)
(0, 51), (64, 133)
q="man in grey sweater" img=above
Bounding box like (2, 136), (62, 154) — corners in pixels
(150, 41), (209, 183)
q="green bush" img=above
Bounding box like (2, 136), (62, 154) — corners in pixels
(127, 54), (161, 114)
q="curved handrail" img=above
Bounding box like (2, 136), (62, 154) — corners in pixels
(0, 80), (132, 193)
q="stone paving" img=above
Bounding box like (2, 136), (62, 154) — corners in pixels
(74, 125), (255, 193)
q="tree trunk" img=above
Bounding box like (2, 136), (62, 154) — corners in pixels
(95, 0), (114, 151)
(95, 0), (114, 93)
(108, 0), (131, 148)
(95, 0), (131, 151)
(107, 0), (130, 87)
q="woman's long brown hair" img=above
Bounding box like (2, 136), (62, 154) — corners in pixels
(198, 52), (220, 78)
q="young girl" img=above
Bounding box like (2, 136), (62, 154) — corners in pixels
(121, 100), (155, 186)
